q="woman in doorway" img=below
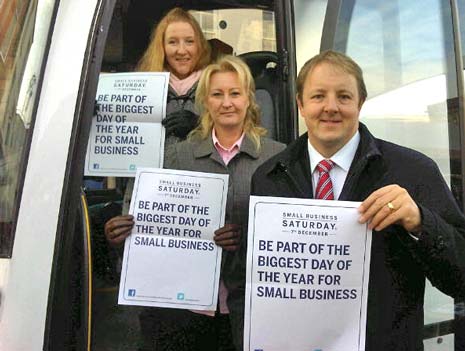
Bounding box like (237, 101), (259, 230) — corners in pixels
(102, 7), (212, 350)
(137, 7), (211, 145)
(106, 55), (285, 350)
(105, 7), (211, 242)
(162, 54), (285, 351)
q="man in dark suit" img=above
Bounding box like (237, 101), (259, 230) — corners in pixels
(251, 50), (465, 350)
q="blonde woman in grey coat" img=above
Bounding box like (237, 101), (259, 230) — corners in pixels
(163, 55), (285, 351)
(106, 55), (285, 351)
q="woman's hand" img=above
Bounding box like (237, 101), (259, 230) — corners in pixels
(214, 224), (241, 251)
(162, 110), (199, 139)
(104, 215), (134, 246)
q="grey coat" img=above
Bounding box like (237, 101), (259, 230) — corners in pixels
(164, 134), (285, 349)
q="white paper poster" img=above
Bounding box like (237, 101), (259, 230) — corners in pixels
(85, 72), (169, 177)
(118, 168), (229, 310)
(245, 196), (372, 351)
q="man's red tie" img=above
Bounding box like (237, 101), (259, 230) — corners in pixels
(315, 160), (335, 200)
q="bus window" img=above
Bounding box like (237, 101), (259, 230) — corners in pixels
(0, 0), (53, 257)
(294, 0), (462, 349)
(191, 9), (277, 54)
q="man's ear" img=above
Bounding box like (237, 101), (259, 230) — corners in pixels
(296, 94), (303, 113)
(358, 98), (365, 110)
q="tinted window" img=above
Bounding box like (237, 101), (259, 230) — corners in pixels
(192, 9), (276, 54)
(294, 0), (461, 349)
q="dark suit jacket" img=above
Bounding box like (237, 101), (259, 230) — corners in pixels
(251, 123), (465, 350)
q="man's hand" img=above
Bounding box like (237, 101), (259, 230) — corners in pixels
(104, 215), (134, 246)
(214, 224), (241, 251)
(358, 184), (421, 232)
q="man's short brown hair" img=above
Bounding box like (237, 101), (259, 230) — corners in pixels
(296, 50), (367, 107)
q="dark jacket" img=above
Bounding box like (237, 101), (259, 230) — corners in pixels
(251, 123), (465, 351)
(165, 83), (198, 147)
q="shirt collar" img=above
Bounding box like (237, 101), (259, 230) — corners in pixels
(308, 131), (360, 173)
(212, 128), (245, 152)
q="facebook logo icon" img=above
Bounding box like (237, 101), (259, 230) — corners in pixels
(93, 163), (100, 169)
(128, 289), (136, 297)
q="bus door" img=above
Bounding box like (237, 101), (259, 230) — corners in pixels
(292, 0), (465, 350)
(41, 1), (297, 350)
(0, 0), (112, 350)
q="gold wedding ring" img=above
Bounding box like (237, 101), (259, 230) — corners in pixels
(387, 202), (396, 211)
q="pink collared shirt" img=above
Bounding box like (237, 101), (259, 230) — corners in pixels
(212, 129), (245, 165)
(191, 129), (244, 317)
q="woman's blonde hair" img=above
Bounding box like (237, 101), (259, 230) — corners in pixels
(190, 55), (266, 149)
(136, 8), (211, 72)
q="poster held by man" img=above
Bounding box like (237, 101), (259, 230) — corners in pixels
(244, 196), (371, 351)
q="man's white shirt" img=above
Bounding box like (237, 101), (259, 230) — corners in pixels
(308, 131), (360, 200)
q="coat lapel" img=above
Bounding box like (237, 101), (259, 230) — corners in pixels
(238, 135), (260, 159)
(339, 123), (386, 201)
(192, 135), (224, 165)
(279, 134), (314, 198)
